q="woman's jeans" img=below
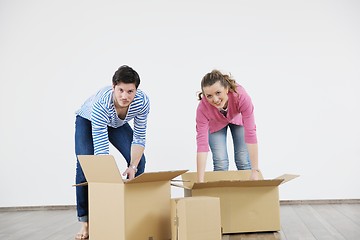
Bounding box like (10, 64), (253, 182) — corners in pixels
(209, 124), (251, 171)
(74, 115), (146, 222)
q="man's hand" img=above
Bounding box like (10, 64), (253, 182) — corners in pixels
(123, 166), (136, 180)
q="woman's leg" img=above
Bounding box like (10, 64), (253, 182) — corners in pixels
(209, 126), (229, 171)
(229, 124), (251, 170)
(108, 123), (145, 176)
(74, 116), (93, 238)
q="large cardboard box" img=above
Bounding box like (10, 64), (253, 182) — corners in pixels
(77, 155), (187, 240)
(177, 170), (299, 234)
(171, 197), (222, 240)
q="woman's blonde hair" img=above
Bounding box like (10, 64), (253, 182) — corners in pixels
(198, 69), (237, 100)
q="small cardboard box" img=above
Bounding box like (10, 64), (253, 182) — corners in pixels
(177, 170), (299, 234)
(77, 155), (188, 240)
(171, 197), (222, 240)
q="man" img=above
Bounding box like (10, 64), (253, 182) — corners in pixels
(74, 65), (150, 239)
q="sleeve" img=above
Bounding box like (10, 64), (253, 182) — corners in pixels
(237, 88), (257, 144)
(91, 101), (110, 155)
(196, 103), (210, 152)
(132, 95), (150, 147)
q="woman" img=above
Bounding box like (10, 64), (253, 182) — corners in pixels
(196, 69), (259, 182)
(74, 65), (150, 239)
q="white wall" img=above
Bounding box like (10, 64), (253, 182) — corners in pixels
(0, 0), (359, 207)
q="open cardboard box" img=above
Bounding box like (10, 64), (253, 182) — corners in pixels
(173, 170), (299, 234)
(77, 155), (188, 240)
(171, 196), (222, 240)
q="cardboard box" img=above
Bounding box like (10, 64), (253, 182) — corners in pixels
(171, 197), (222, 240)
(77, 155), (188, 240)
(177, 170), (299, 234)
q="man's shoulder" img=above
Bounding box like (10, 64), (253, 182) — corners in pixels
(136, 88), (148, 98)
(134, 89), (150, 104)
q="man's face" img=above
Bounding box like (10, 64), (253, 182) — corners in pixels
(112, 82), (137, 108)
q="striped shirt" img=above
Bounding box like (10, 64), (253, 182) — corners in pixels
(76, 86), (150, 155)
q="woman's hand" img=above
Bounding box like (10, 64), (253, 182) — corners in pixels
(197, 175), (205, 183)
(250, 169), (260, 180)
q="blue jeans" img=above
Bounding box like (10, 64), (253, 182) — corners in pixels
(209, 124), (251, 171)
(74, 115), (146, 222)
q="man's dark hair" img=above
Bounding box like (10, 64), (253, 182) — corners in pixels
(112, 65), (141, 88)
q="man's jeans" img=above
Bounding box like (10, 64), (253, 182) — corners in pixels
(74, 115), (145, 222)
(209, 124), (251, 171)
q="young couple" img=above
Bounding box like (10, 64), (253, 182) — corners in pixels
(74, 65), (259, 239)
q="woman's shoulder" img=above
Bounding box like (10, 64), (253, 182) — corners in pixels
(196, 97), (212, 114)
(235, 83), (246, 93)
(230, 84), (249, 98)
(197, 96), (207, 106)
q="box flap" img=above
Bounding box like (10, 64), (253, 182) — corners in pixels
(78, 155), (123, 183)
(126, 170), (189, 184)
(181, 170), (264, 188)
(72, 182), (88, 187)
(170, 183), (192, 190)
(191, 179), (284, 189)
(275, 174), (300, 184)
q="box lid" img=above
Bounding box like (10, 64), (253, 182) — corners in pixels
(275, 174), (300, 184)
(78, 155), (123, 183)
(126, 170), (188, 184)
(191, 179), (284, 189)
(181, 170), (263, 184)
(179, 171), (299, 189)
(78, 155), (189, 184)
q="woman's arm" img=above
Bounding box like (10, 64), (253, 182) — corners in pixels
(236, 86), (259, 180)
(196, 152), (208, 182)
(247, 143), (259, 180)
(195, 102), (211, 183)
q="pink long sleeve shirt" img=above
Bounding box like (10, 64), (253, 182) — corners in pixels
(196, 84), (257, 152)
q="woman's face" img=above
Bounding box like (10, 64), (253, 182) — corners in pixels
(112, 82), (137, 108)
(202, 81), (229, 109)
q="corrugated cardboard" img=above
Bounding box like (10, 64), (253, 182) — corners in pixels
(171, 197), (222, 240)
(77, 155), (188, 240)
(178, 170), (299, 234)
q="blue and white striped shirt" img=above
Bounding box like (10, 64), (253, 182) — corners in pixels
(76, 86), (150, 155)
